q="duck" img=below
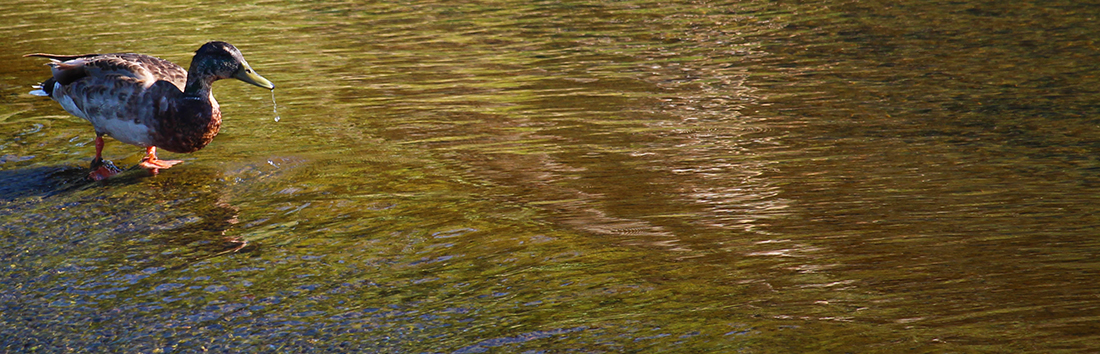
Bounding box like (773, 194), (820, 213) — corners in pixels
(25, 41), (273, 180)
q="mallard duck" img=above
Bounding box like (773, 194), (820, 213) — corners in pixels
(26, 41), (273, 180)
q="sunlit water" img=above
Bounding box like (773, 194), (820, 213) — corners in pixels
(2, 0), (1100, 352)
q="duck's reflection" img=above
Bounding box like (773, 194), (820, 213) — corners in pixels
(126, 166), (257, 263)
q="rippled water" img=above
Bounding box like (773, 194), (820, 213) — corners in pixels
(2, 0), (1100, 352)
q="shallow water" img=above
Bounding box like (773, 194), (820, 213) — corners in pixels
(2, 0), (1100, 352)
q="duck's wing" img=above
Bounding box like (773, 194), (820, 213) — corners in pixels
(25, 53), (187, 90)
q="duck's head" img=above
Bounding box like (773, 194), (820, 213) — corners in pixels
(191, 41), (274, 90)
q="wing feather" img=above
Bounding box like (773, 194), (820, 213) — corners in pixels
(25, 53), (187, 89)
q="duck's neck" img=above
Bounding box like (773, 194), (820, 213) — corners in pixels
(183, 55), (225, 99)
(163, 66), (222, 154)
(183, 70), (216, 99)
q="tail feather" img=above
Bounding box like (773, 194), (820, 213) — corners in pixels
(24, 53), (98, 98)
(23, 53), (101, 61)
(28, 78), (56, 97)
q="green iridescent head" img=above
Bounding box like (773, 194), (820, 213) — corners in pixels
(191, 41), (273, 90)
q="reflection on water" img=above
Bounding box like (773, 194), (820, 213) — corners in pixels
(2, 0), (1100, 352)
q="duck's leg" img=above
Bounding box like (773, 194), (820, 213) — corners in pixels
(88, 133), (120, 180)
(138, 146), (183, 173)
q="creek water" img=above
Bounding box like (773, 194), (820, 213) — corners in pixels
(2, 0), (1099, 352)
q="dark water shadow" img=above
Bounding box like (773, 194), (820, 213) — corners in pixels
(0, 162), (255, 263)
(0, 164), (95, 201)
(0, 161), (164, 201)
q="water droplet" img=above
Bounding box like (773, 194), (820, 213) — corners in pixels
(271, 89), (280, 122)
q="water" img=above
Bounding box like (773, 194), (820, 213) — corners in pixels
(2, 0), (1100, 352)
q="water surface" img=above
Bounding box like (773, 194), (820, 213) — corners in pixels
(2, 0), (1099, 352)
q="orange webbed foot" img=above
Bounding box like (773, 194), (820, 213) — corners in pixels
(138, 158), (183, 170)
(89, 166), (117, 181)
(139, 146), (182, 175)
(139, 158), (182, 176)
(88, 158), (121, 181)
